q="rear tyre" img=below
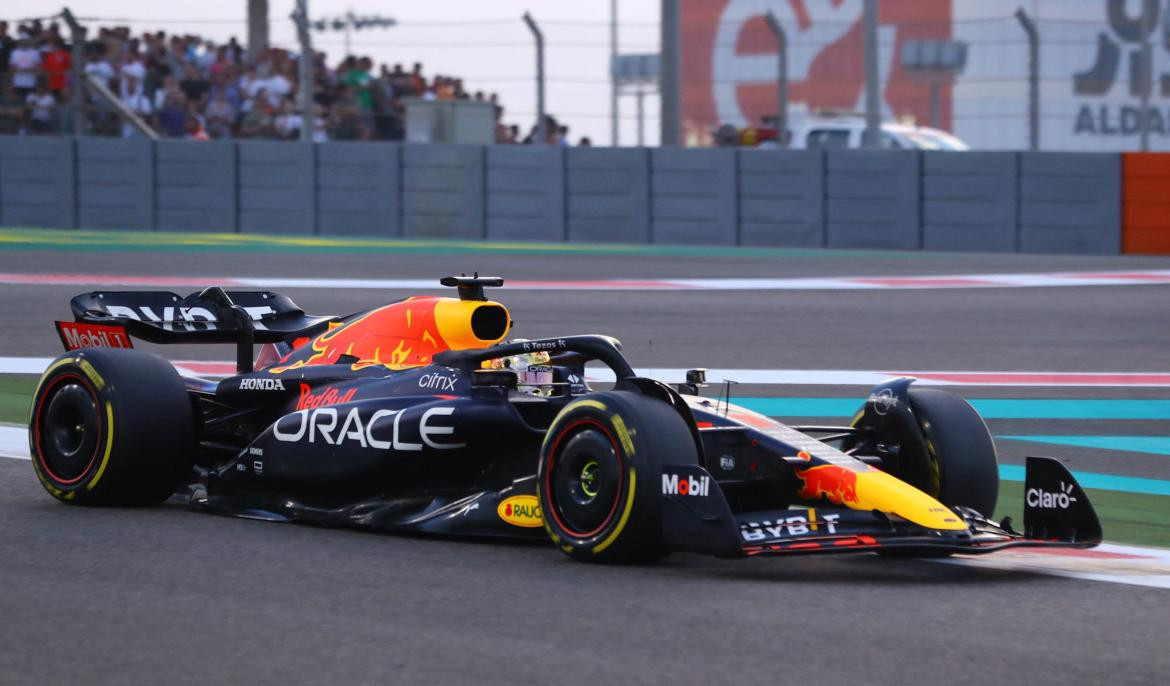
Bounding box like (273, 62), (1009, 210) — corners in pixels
(29, 349), (194, 506)
(537, 391), (698, 564)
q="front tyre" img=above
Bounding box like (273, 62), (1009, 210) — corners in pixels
(537, 391), (698, 564)
(29, 349), (194, 506)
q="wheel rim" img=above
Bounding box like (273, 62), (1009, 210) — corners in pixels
(546, 420), (623, 538)
(35, 375), (101, 485)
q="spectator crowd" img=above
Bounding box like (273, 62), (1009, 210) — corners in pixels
(0, 18), (586, 145)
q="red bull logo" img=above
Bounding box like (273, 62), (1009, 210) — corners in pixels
(296, 384), (357, 410)
(796, 465), (861, 505)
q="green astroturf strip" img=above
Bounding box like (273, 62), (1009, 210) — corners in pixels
(995, 480), (1170, 548)
(999, 435), (1170, 456)
(0, 375), (37, 425)
(0, 227), (946, 259)
(730, 397), (1170, 420)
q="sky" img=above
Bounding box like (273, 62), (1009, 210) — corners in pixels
(9, 1), (663, 146)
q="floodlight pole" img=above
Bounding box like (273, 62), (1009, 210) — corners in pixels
(523, 12), (547, 145)
(763, 11), (788, 147)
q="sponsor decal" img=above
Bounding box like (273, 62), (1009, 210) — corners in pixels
(239, 378), (286, 391)
(868, 388), (898, 416)
(662, 472), (710, 497)
(796, 465), (861, 505)
(56, 321), (133, 351)
(682, 1), (949, 144)
(296, 383), (357, 410)
(248, 447), (263, 456)
(1027, 481), (1079, 510)
(1072, 0), (1170, 139)
(497, 495), (543, 527)
(418, 372), (457, 391)
(719, 454), (736, 471)
(252, 460), (264, 475)
(102, 304), (276, 331)
(741, 513), (840, 542)
(272, 405), (464, 451)
(521, 339), (566, 352)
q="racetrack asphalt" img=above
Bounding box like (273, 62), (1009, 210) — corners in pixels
(2, 242), (1169, 685)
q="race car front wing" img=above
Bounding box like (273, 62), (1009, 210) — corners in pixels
(660, 457), (1103, 558)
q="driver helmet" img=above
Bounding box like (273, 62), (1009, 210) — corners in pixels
(485, 340), (553, 394)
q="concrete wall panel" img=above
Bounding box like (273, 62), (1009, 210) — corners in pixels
(155, 140), (235, 232)
(0, 137), (75, 228)
(1018, 152), (1120, 254)
(825, 150), (920, 249)
(238, 142), (315, 234)
(566, 148), (650, 243)
(316, 142), (400, 236)
(922, 152), (1017, 252)
(650, 148), (736, 245)
(76, 137), (153, 230)
(401, 144), (483, 239)
(486, 146), (564, 241)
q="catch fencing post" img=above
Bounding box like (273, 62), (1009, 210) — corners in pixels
(862, 0), (880, 148)
(610, 0), (619, 146)
(523, 12), (546, 145)
(1138, 6), (1154, 151)
(763, 11), (788, 147)
(1015, 7), (1039, 151)
(60, 8), (86, 136)
(292, 0), (315, 142)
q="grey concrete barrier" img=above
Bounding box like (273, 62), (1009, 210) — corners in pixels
(825, 150), (920, 250)
(651, 147), (737, 245)
(1019, 152), (1121, 255)
(317, 142), (400, 236)
(486, 145), (565, 241)
(566, 147), (650, 243)
(238, 142), (315, 234)
(155, 140), (236, 232)
(0, 136), (1130, 256)
(76, 136), (154, 230)
(737, 149), (824, 246)
(922, 152), (1017, 252)
(0, 136), (76, 228)
(402, 144), (484, 239)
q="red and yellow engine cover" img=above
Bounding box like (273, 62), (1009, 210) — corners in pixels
(270, 296), (510, 372)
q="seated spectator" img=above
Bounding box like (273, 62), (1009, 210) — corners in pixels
(179, 63), (210, 108)
(184, 115), (209, 140)
(204, 89), (236, 139)
(238, 93), (276, 138)
(119, 74), (153, 137)
(9, 36), (40, 99)
(26, 82), (56, 134)
(274, 98), (302, 139)
(156, 91), (188, 137)
(43, 37), (71, 100)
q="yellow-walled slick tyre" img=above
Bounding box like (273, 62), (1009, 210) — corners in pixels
(29, 349), (194, 506)
(537, 390), (699, 564)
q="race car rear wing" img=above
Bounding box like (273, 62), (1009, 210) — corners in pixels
(63, 287), (336, 373)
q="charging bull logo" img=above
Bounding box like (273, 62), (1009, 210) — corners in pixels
(271, 297), (449, 373)
(796, 465), (861, 505)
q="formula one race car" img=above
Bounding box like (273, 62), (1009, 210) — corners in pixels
(29, 276), (1102, 563)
